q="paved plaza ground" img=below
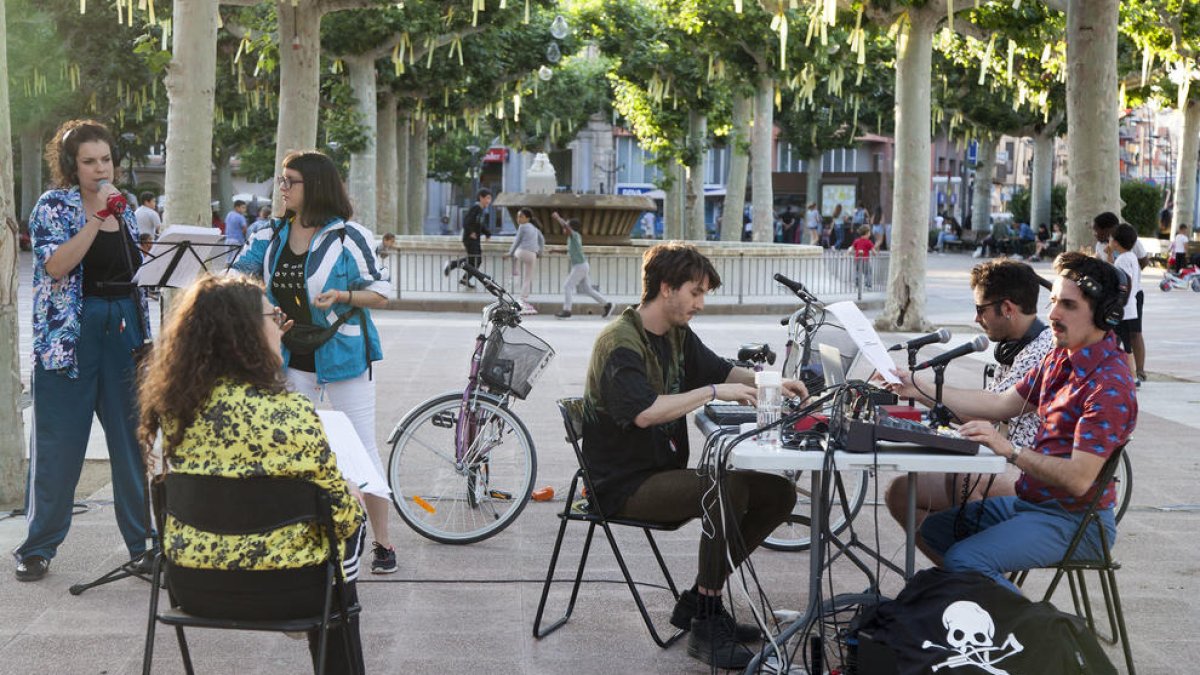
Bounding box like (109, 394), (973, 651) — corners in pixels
(2, 250), (1198, 673)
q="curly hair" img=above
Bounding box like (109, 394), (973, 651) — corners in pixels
(641, 242), (722, 303)
(969, 259), (1041, 314)
(138, 275), (287, 466)
(45, 119), (120, 188)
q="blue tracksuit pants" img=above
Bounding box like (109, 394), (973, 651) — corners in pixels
(17, 296), (148, 562)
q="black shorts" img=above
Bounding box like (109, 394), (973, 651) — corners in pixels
(1114, 320), (1136, 353)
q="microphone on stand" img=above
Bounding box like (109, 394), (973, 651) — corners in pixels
(913, 336), (990, 372)
(888, 328), (951, 352)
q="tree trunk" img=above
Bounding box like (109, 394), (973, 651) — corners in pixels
(273, 1), (322, 216)
(685, 111), (707, 241)
(163, 0), (218, 229)
(805, 152), (822, 212)
(664, 162), (686, 240)
(1064, 0), (1120, 252)
(720, 92), (751, 241)
(19, 125), (42, 221)
(1172, 99), (1200, 238)
(396, 112), (411, 234)
(345, 54), (377, 233)
(1030, 131), (1055, 232)
(406, 117), (428, 235)
(751, 74), (775, 242)
(972, 136), (997, 237)
(215, 152), (234, 215)
(876, 11), (936, 332)
(0, 0), (25, 505)
(376, 92), (397, 235)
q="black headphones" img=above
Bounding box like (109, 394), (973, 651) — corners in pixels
(59, 127), (76, 176)
(994, 318), (1046, 366)
(1066, 263), (1130, 329)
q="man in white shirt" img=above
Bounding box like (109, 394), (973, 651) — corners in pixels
(134, 191), (161, 238)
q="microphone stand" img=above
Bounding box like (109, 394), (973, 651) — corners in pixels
(904, 347), (920, 407)
(928, 363), (953, 428)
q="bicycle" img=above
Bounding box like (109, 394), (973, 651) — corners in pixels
(385, 258), (554, 544)
(762, 274), (869, 552)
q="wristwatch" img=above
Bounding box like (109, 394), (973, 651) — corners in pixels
(1008, 445), (1024, 465)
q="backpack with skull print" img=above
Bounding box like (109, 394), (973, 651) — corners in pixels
(851, 568), (1116, 675)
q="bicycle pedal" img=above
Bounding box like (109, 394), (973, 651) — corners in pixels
(431, 412), (455, 428)
(488, 490), (513, 500)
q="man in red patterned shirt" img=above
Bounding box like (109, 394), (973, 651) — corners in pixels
(889, 252), (1137, 592)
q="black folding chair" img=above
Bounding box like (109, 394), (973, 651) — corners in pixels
(1012, 445), (1134, 674)
(532, 398), (687, 648)
(141, 474), (360, 675)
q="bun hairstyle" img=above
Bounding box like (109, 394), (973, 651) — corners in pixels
(46, 119), (119, 188)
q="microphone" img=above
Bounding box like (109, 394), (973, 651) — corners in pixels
(888, 328), (951, 352)
(97, 179), (128, 216)
(913, 336), (990, 371)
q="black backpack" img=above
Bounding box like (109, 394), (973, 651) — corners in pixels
(852, 568), (1116, 675)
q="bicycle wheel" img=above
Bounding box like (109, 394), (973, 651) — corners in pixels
(387, 391), (536, 544)
(1112, 450), (1132, 524)
(762, 468), (870, 551)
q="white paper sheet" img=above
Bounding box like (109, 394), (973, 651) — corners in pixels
(134, 225), (229, 288)
(317, 410), (391, 498)
(824, 301), (900, 384)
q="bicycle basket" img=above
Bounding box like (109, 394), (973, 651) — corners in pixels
(480, 325), (555, 399)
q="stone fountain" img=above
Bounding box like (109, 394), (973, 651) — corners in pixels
(492, 153), (655, 245)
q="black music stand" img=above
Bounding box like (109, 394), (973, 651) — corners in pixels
(68, 233), (238, 596)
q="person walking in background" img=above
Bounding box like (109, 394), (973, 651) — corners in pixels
(134, 191), (161, 238)
(850, 226), (875, 288)
(138, 275), (367, 674)
(1092, 212), (1150, 384)
(223, 200), (249, 262)
(1171, 224), (1191, 274)
(551, 211), (612, 320)
(805, 202), (821, 245)
(1111, 223), (1143, 382)
(460, 188), (492, 288)
(508, 207), (545, 314)
(232, 150), (397, 575)
(17, 119), (151, 582)
(246, 205), (273, 238)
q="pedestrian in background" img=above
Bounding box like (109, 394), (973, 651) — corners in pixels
(134, 191), (161, 238)
(508, 207), (545, 314)
(551, 211), (612, 319)
(460, 188), (492, 288)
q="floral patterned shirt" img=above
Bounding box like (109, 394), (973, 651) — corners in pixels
(30, 187), (149, 378)
(991, 326), (1054, 448)
(162, 380), (365, 572)
(1012, 333), (1137, 512)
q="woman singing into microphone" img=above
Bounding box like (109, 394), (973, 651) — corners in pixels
(16, 119), (151, 582)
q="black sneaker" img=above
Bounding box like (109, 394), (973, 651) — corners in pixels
(371, 542), (397, 574)
(129, 550), (155, 575)
(602, 302), (614, 318)
(554, 310), (572, 319)
(15, 556), (49, 582)
(687, 615), (754, 669)
(670, 589), (761, 642)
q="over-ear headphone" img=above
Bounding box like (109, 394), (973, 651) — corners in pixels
(59, 127), (76, 177)
(1067, 263), (1129, 329)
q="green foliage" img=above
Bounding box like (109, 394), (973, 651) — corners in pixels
(1120, 180), (1166, 236)
(1008, 184), (1066, 228)
(426, 127), (491, 185)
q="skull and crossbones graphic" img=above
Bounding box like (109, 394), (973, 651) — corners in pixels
(921, 601), (1024, 674)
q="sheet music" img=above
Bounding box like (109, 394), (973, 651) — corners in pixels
(317, 410), (391, 498)
(824, 301), (900, 384)
(134, 225), (227, 288)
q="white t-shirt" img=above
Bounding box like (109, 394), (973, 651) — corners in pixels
(134, 205), (162, 237)
(1114, 250), (1140, 319)
(1173, 233), (1189, 254)
(1094, 238), (1146, 263)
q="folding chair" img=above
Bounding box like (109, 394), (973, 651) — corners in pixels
(1012, 445), (1134, 674)
(532, 398), (687, 648)
(141, 474), (361, 675)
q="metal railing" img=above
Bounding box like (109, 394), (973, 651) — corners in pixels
(389, 247), (889, 304)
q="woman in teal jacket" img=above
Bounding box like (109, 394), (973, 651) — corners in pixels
(232, 150), (397, 575)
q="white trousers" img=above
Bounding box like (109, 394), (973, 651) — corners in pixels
(286, 369), (384, 478)
(562, 262), (608, 311)
(513, 249), (537, 301)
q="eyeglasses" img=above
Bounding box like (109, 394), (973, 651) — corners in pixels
(974, 300), (1002, 316)
(276, 176), (303, 190)
(263, 308), (284, 326)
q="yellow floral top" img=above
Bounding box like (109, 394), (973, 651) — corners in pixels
(162, 380), (365, 571)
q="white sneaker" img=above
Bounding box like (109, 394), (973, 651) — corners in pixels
(520, 302), (538, 315)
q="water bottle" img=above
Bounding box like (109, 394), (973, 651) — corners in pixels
(755, 371), (782, 448)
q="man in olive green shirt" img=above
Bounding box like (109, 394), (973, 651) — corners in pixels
(552, 211), (613, 319)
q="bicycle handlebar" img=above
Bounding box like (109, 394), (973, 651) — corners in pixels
(773, 273), (821, 305)
(443, 257), (523, 321)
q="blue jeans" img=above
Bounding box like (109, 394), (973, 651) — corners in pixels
(920, 496), (1116, 593)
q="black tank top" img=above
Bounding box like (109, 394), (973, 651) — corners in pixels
(82, 229), (140, 297)
(272, 243), (316, 372)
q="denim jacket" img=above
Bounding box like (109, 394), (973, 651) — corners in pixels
(30, 187), (149, 379)
(232, 217), (390, 383)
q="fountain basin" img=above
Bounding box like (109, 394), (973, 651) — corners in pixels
(492, 192), (656, 245)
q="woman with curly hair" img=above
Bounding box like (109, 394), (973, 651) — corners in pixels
(16, 119), (150, 583)
(139, 275), (365, 674)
